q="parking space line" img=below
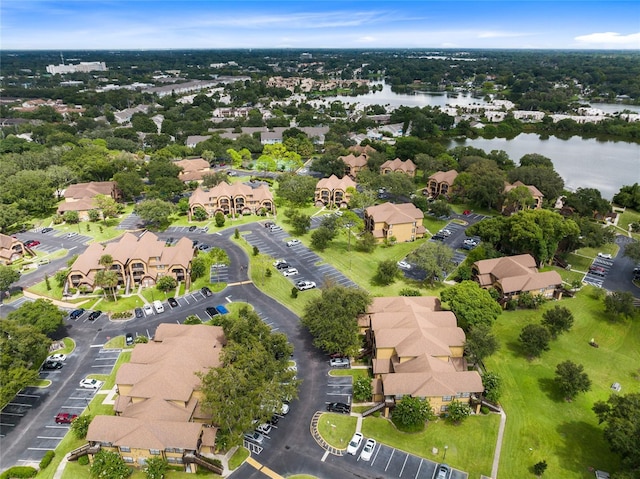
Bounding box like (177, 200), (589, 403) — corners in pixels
(16, 394), (39, 398)
(370, 443), (382, 465)
(385, 448), (395, 471)
(399, 453), (409, 476)
(37, 435), (65, 439)
(414, 459), (423, 479)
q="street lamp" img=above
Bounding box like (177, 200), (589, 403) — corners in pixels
(443, 445), (448, 461)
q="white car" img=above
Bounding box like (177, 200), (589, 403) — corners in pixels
(397, 260), (411, 270)
(256, 423), (272, 435)
(286, 239), (301, 247)
(143, 304), (154, 315)
(66, 232), (78, 238)
(359, 438), (376, 461)
(273, 259), (287, 267)
(47, 353), (67, 362)
(347, 432), (363, 455)
(280, 402), (290, 415)
(330, 357), (350, 368)
(296, 280), (316, 291)
(282, 268), (299, 277)
(79, 378), (103, 390)
(597, 252), (612, 259)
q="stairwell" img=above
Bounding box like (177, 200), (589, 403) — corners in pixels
(361, 402), (386, 417)
(67, 443), (98, 461)
(183, 453), (224, 474)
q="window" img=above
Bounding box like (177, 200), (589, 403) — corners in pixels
(120, 446), (130, 452)
(442, 395), (452, 402)
(167, 458), (177, 464)
(149, 449), (160, 455)
(123, 457), (134, 463)
(460, 392), (470, 398)
(440, 405), (449, 413)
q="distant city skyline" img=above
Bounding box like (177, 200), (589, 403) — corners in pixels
(1, 0), (639, 51)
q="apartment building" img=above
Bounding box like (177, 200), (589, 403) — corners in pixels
(364, 203), (425, 243)
(314, 175), (357, 208)
(189, 182), (275, 218)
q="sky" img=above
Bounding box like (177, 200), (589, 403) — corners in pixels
(1, 0), (639, 51)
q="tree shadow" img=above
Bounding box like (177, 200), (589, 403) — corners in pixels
(537, 376), (565, 403)
(505, 340), (528, 359)
(555, 421), (619, 475)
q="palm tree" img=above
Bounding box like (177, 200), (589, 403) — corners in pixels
(98, 254), (118, 301)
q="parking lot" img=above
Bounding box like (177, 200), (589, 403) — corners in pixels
(583, 256), (614, 288)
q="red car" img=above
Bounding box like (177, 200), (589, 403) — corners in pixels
(463, 210), (471, 215)
(55, 413), (77, 424)
(24, 240), (40, 247)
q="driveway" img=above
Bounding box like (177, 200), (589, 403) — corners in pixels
(602, 235), (640, 297)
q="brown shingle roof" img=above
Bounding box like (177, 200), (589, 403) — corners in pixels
(64, 181), (116, 200)
(473, 254), (561, 294)
(339, 153), (368, 168)
(380, 158), (417, 173)
(365, 202), (424, 225)
(429, 170), (458, 184)
(316, 174), (357, 191)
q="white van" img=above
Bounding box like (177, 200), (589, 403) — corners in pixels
(153, 300), (165, 314)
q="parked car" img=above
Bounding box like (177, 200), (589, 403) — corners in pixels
(359, 438), (376, 461)
(165, 237), (175, 246)
(153, 300), (164, 313)
(188, 225), (197, 232)
(434, 463), (451, 479)
(282, 268), (298, 277)
(326, 402), (350, 414)
(330, 357), (350, 368)
(200, 226), (209, 232)
(286, 239), (301, 247)
(273, 259), (287, 267)
(296, 280), (316, 291)
(267, 415), (280, 426)
(135, 307), (144, 319)
(347, 432), (363, 455)
(143, 304), (154, 316)
(201, 286), (212, 297)
(87, 310), (102, 321)
(243, 431), (265, 445)
(439, 229), (452, 236)
(69, 308), (85, 319)
(197, 243), (211, 251)
(42, 361), (63, 370)
(41, 227), (54, 233)
(79, 378), (103, 389)
(397, 260), (411, 270)
(168, 297), (179, 308)
(264, 221), (275, 229)
(280, 402), (290, 415)
(589, 265), (606, 276)
(206, 306), (219, 317)
(66, 232), (78, 238)
(256, 423), (272, 435)
(597, 252), (612, 259)
(269, 225), (282, 232)
(24, 239), (40, 247)
(275, 262), (291, 270)
(55, 412), (77, 424)
(37, 258), (50, 265)
(47, 354), (67, 362)
(125, 333), (134, 346)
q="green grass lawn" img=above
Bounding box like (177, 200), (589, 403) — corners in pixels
(228, 447), (250, 470)
(317, 413), (358, 449)
(566, 253), (595, 273)
(484, 287), (640, 478)
(362, 414), (499, 478)
(329, 368), (371, 380)
(616, 207), (640, 240)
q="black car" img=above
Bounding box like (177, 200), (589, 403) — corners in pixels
(205, 306), (219, 317)
(168, 297), (179, 308)
(326, 402), (350, 414)
(134, 307), (144, 319)
(125, 333), (134, 346)
(275, 262), (291, 270)
(201, 286), (212, 297)
(188, 225), (197, 232)
(198, 244), (210, 251)
(88, 310), (102, 321)
(42, 361), (63, 370)
(267, 414), (280, 426)
(41, 227), (54, 233)
(165, 237), (174, 246)
(69, 308), (85, 319)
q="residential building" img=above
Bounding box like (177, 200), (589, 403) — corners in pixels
(424, 170), (459, 198)
(472, 254), (563, 303)
(380, 158), (417, 177)
(502, 181), (544, 213)
(189, 182), (275, 218)
(364, 203), (425, 243)
(349, 144), (377, 158)
(174, 158), (211, 184)
(314, 175), (357, 208)
(340, 153), (368, 179)
(57, 181), (122, 221)
(46, 61), (107, 75)
(360, 296), (483, 416)
(84, 324), (225, 471)
(67, 232), (193, 292)
(0, 233), (27, 265)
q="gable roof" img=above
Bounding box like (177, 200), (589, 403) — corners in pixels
(504, 180), (544, 198)
(365, 202), (424, 225)
(316, 174), (357, 191)
(429, 170), (458, 184)
(474, 254), (562, 293)
(64, 181), (116, 200)
(339, 153), (368, 168)
(380, 158), (417, 173)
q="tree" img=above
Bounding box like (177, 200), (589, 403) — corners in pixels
(623, 241), (640, 263)
(201, 171), (229, 187)
(135, 199), (174, 230)
(192, 206), (208, 221)
(70, 415), (92, 439)
(533, 460), (548, 476)
(465, 160), (506, 209)
(113, 171), (145, 201)
(593, 393), (640, 471)
(482, 372), (503, 404)
(407, 241), (455, 285)
(464, 323), (500, 366)
(144, 457), (169, 479)
(276, 174), (317, 205)
(554, 360), (591, 401)
(310, 226), (334, 251)
(0, 265), (20, 295)
(0, 205), (23, 233)
(508, 165), (565, 201)
(375, 260), (399, 285)
(95, 270), (119, 301)
(215, 211), (225, 227)
(289, 212), (311, 236)
(604, 291), (636, 319)
(353, 376), (372, 402)
(613, 183), (640, 210)
(156, 276), (177, 293)
(392, 396), (435, 430)
(355, 231), (376, 253)
(190, 256), (207, 281)
(541, 306), (574, 339)
(94, 194), (119, 221)
(519, 324), (551, 358)
(503, 185), (535, 212)
(301, 285), (371, 357)
(564, 187), (611, 218)
(440, 281), (502, 330)
(7, 299), (65, 337)
(446, 399), (472, 424)
(90, 450), (132, 479)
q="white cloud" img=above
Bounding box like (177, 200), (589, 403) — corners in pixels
(356, 36), (376, 43)
(477, 31), (533, 39)
(574, 32), (640, 46)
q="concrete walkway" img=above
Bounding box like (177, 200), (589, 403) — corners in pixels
(490, 408), (507, 479)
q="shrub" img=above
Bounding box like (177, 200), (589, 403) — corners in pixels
(39, 451), (55, 470)
(480, 406), (490, 415)
(291, 287), (298, 298)
(78, 455), (90, 466)
(0, 466), (37, 478)
(399, 288), (421, 297)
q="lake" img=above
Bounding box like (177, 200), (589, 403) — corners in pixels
(446, 134), (640, 199)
